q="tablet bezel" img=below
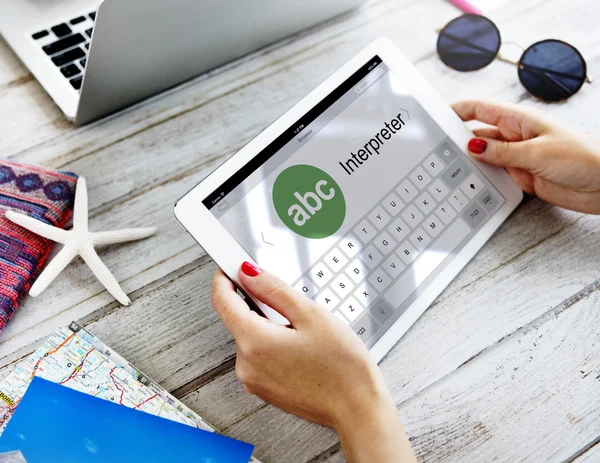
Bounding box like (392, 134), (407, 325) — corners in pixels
(174, 37), (523, 362)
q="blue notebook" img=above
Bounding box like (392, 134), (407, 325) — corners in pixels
(0, 377), (254, 463)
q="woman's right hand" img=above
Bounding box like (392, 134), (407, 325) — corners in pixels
(452, 100), (600, 214)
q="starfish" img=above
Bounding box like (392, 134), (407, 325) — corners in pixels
(5, 177), (157, 306)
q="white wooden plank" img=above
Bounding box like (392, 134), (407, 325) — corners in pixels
(182, 370), (265, 432)
(78, 259), (238, 392)
(311, 450), (346, 463)
(572, 442), (600, 463)
(401, 288), (600, 462)
(0, 38), (29, 87)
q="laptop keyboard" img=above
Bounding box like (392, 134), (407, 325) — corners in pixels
(292, 139), (504, 347)
(31, 12), (96, 91)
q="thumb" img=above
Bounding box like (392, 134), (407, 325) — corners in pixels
(467, 137), (536, 171)
(238, 261), (314, 327)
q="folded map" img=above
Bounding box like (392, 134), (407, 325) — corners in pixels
(0, 322), (260, 462)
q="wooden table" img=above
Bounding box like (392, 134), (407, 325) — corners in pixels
(1, 0), (600, 460)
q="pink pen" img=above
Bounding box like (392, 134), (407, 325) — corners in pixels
(447, 0), (482, 15)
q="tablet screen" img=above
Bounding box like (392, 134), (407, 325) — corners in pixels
(203, 56), (505, 347)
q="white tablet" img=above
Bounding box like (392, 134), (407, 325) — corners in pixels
(175, 38), (523, 363)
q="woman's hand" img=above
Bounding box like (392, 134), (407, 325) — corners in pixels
(453, 100), (600, 214)
(211, 263), (416, 463)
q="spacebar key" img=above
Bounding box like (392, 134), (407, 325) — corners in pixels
(384, 218), (471, 308)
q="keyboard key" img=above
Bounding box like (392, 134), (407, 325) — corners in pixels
(43, 33), (85, 55)
(353, 314), (379, 343)
(396, 179), (418, 203)
(428, 179), (450, 202)
(70, 16), (86, 25)
(333, 311), (350, 325)
(339, 234), (363, 258)
(354, 281), (378, 307)
(354, 219), (377, 244)
(460, 173), (485, 199)
(423, 153), (444, 177)
(60, 64), (80, 78)
(401, 205), (423, 228)
(436, 202), (457, 225)
(370, 299), (394, 325)
(415, 191), (436, 215)
(424, 215), (444, 238)
(368, 268), (392, 293)
(86, 28), (94, 38)
(294, 277), (318, 299)
(361, 245), (383, 270)
(324, 247), (348, 273)
(368, 206), (390, 230)
(315, 288), (340, 311)
(331, 274), (354, 299)
(309, 262), (333, 288)
(382, 254), (405, 279)
(70, 76), (83, 90)
(32, 30), (49, 40)
(409, 167), (432, 189)
(388, 217), (410, 242)
(80, 58), (87, 68)
(441, 158), (470, 189)
(448, 190), (469, 212)
(345, 258), (369, 284)
(437, 141), (458, 165)
(52, 47), (86, 67)
(382, 192), (404, 217)
(397, 240), (418, 265)
(340, 297), (364, 322)
(373, 231), (397, 255)
(51, 23), (72, 38)
(409, 227), (432, 252)
(384, 218), (471, 308)
(89, 12), (97, 20)
(462, 202), (487, 228)
(479, 190), (499, 212)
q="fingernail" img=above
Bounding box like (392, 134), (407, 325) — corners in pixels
(241, 261), (262, 277)
(468, 138), (488, 155)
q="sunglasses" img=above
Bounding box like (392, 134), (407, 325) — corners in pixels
(436, 14), (592, 102)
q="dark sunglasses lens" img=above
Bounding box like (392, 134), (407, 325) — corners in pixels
(519, 40), (587, 101)
(437, 15), (501, 71)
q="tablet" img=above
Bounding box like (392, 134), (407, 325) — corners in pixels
(175, 38), (523, 363)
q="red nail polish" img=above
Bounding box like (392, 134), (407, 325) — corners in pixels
(241, 261), (262, 277)
(468, 138), (488, 155)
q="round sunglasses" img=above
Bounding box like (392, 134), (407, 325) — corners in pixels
(436, 14), (592, 102)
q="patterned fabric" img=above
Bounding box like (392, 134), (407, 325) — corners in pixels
(0, 161), (77, 333)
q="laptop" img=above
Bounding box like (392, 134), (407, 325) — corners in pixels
(0, 0), (365, 125)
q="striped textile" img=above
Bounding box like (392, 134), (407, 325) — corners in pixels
(0, 161), (77, 333)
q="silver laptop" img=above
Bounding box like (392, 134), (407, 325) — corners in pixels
(0, 0), (364, 125)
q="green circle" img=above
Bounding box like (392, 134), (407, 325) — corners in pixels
(273, 164), (346, 239)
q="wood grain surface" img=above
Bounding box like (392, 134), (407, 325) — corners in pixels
(1, 0), (599, 461)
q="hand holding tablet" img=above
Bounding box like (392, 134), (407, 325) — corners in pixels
(175, 38), (523, 362)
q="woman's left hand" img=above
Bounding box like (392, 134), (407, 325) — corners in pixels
(211, 262), (416, 463)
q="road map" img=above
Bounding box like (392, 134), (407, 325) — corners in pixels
(0, 322), (212, 434)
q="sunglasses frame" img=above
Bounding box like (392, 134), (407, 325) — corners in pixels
(436, 14), (593, 100)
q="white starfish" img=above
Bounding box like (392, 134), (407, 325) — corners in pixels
(5, 177), (157, 306)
